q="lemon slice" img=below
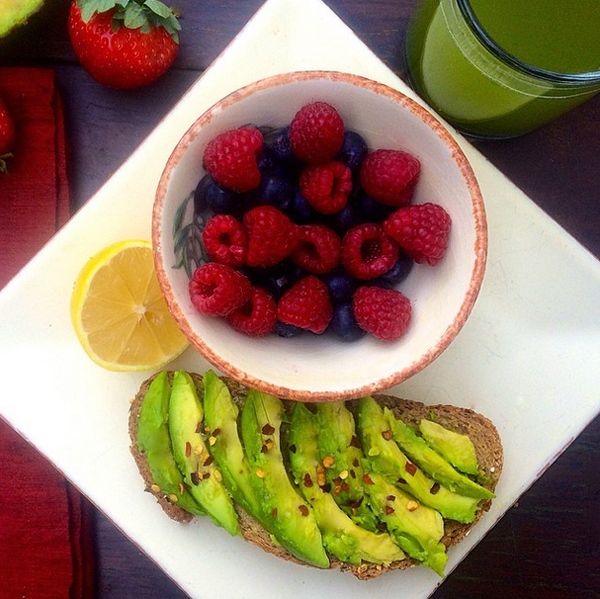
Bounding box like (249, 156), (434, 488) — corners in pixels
(70, 240), (188, 371)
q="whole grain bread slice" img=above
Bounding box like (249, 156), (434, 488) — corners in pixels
(129, 372), (503, 580)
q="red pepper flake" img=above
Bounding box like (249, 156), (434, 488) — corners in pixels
(405, 462), (417, 476)
(190, 472), (200, 486)
(430, 482), (441, 495)
(203, 472), (211, 480)
(376, 522), (388, 532)
(386, 494), (396, 501)
(261, 444), (269, 454)
(381, 429), (393, 441)
(384, 505), (395, 515)
(350, 435), (362, 449)
(298, 505), (309, 517)
(195, 422), (203, 434)
(332, 476), (342, 485)
(204, 455), (214, 467)
(397, 477), (407, 485)
(340, 482), (349, 493)
(271, 508), (278, 519)
(261, 423), (275, 436)
(289, 444), (297, 454)
(362, 473), (374, 485)
(303, 473), (313, 488)
(212, 428), (222, 437)
(352, 457), (360, 468)
(322, 483), (332, 493)
(333, 485), (342, 497)
(185, 441), (192, 458)
(350, 469), (356, 479)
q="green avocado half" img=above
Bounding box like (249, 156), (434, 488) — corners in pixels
(0, 0), (46, 38)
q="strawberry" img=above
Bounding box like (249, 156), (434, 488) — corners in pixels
(68, 0), (181, 90)
(0, 95), (16, 174)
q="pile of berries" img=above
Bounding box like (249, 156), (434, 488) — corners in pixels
(188, 101), (451, 342)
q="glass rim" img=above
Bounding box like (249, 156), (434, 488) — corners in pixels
(458, 0), (600, 85)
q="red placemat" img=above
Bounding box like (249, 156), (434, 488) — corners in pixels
(0, 67), (94, 599)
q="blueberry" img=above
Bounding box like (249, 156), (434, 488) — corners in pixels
(288, 189), (318, 224)
(274, 321), (303, 338)
(193, 174), (213, 214)
(205, 178), (245, 217)
(243, 260), (306, 299)
(356, 190), (396, 223)
(329, 303), (366, 342)
(263, 126), (293, 164)
(336, 130), (368, 171)
(322, 270), (359, 304)
(252, 172), (293, 211)
(371, 252), (414, 288)
(327, 201), (362, 235)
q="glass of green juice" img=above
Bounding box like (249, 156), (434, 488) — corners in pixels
(404, 0), (600, 138)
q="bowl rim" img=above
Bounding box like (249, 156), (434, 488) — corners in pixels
(153, 69), (487, 401)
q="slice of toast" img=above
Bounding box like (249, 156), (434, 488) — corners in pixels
(129, 372), (503, 580)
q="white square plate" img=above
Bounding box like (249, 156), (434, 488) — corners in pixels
(1, 0), (599, 597)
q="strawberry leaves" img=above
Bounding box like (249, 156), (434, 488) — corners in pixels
(76, 0), (180, 42)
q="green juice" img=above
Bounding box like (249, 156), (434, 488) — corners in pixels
(405, 0), (600, 137)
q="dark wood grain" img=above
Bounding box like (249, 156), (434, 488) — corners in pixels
(1, 1), (599, 598)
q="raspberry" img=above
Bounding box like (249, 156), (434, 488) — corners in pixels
(383, 203), (451, 266)
(202, 214), (247, 268)
(242, 205), (298, 267)
(203, 127), (263, 193)
(299, 161), (352, 215)
(341, 224), (399, 280)
(360, 149), (421, 206)
(189, 263), (252, 316)
(227, 287), (277, 337)
(277, 275), (332, 334)
(289, 101), (344, 164)
(352, 286), (412, 341)
(291, 224), (341, 274)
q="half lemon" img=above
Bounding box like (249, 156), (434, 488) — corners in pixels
(70, 240), (188, 371)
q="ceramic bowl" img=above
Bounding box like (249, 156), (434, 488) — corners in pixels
(153, 70), (487, 401)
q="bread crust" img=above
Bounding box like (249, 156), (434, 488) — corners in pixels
(129, 372), (503, 580)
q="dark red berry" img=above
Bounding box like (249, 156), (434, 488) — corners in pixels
(341, 224), (399, 280)
(291, 224), (341, 274)
(299, 161), (352, 215)
(243, 205), (298, 267)
(353, 286), (412, 341)
(202, 214), (247, 268)
(227, 287), (277, 337)
(203, 127), (263, 193)
(289, 101), (344, 164)
(189, 263), (252, 316)
(360, 149), (421, 206)
(383, 203), (451, 266)
(277, 275), (332, 334)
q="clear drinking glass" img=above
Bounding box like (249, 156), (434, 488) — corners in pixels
(404, 0), (600, 138)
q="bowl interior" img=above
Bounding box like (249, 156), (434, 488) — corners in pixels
(153, 72), (486, 401)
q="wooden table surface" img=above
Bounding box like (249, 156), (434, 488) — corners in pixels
(2, 1), (599, 598)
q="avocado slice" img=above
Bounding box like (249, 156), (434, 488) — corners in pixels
(363, 471), (448, 577)
(419, 419), (479, 475)
(390, 413), (494, 500)
(0, 0), (45, 38)
(315, 401), (379, 531)
(240, 389), (329, 568)
(168, 371), (240, 535)
(356, 397), (480, 523)
(201, 370), (261, 517)
(289, 402), (405, 566)
(136, 371), (205, 517)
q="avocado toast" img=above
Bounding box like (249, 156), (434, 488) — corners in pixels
(129, 370), (503, 580)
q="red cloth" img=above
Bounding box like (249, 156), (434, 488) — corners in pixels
(0, 68), (94, 599)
